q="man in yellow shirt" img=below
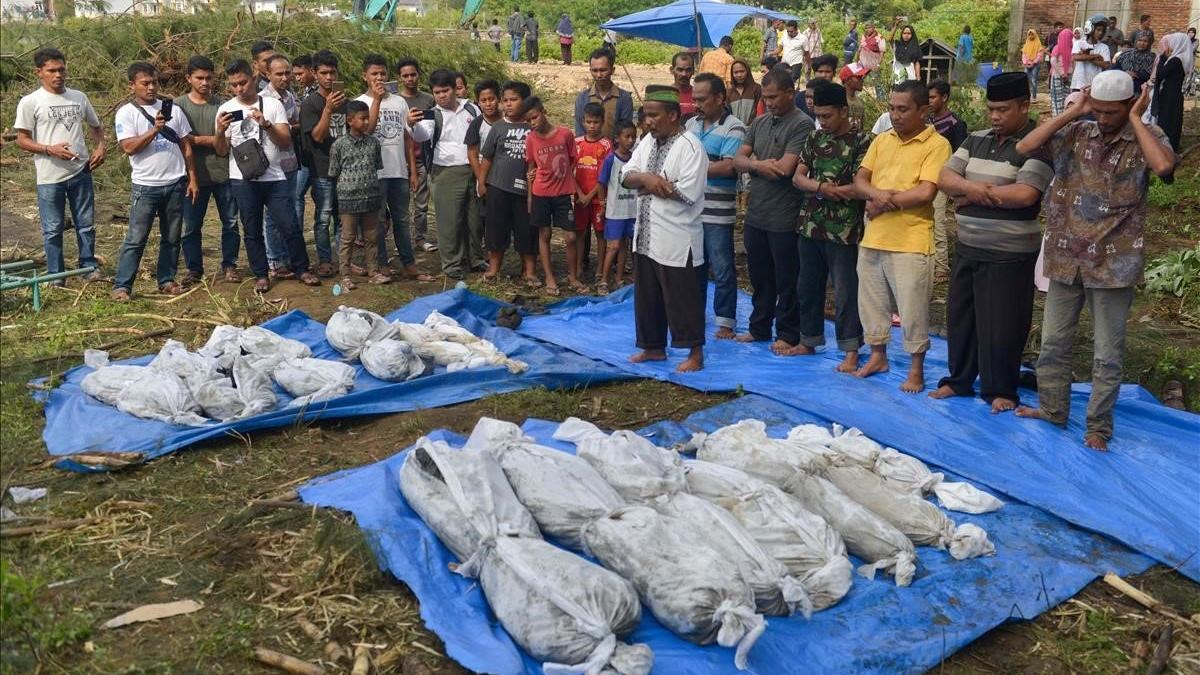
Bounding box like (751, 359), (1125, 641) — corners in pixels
(851, 79), (951, 393)
(699, 36), (736, 88)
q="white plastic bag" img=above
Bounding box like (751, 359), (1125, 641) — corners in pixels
(652, 492), (811, 617)
(934, 482), (1004, 514)
(828, 427), (882, 467)
(464, 339), (529, 374)
(947, 523), (996, 559)
(80, 351), (149, 406)
(115, 370), (208, 426)
(695, 419), (828, 481)
(785, 424), (835, 448)
(582, 505), (764, 670)
(149, 339), (222, 389)
(393, 321), (438, 346)
(682, 461), (852, 610)
(191, 356), (278, 421)
(781, 471), (918, 587)
(423, 309), (481, 344)
(413, 340), (473, 366)
(198, 325), (244, 371)
(272, 357), (356, 407)
(825, 464), (994, 560)
(555, 418), (688, 502)
(398, 439), (651, 675)
(326, 306), (398, 359)
(472, 418), (625, 551)
(238, 326), (312, 360)
(360, 339), (427, 381)
(874, 448), (944, 495)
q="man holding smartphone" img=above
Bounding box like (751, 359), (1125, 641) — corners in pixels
(215, 59), (320, 293)
(300, 50), (348, 276)
(357, 54), (433, 281)
(13, 47), (107, 286)
(260, 54), (303, 278)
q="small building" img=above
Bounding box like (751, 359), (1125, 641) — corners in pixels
(920, 38), (956, 84)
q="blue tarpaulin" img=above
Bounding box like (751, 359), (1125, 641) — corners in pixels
(515, 286), (1200, 582)
(299, 394), (1152, 674)
(601, 0), (797, 49)
(36, 290), (631, 470)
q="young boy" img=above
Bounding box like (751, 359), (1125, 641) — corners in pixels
(574, 103), (612, 281)
(479, 81), (535, 283)
(454, 72), (470, 101)
(522, 96), (577, 295)
(328, 100), (387, 289)
(465, 79), (503, 274)
(597, 120), (637, 293)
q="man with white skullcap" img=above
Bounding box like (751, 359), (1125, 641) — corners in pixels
(1014, 70), (1176, 451)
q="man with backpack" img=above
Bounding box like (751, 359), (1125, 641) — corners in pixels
(408, 69), (481, 279)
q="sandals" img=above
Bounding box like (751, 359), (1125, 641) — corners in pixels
(110, 288), (131, 302)
(341, 277), (357, 291)
(523, 276), (544, 289)
(544, 285), (561, 297)
(596, 282), (610, 295)
(254, 278), (270, 293)
(316, 261), (335, 278)
(368, 272), (392, 285)
(223, 267), (242, 283)
(159, 281), (183, 296)
(299, 272), (322, 286)
(270, 267), (295, 280)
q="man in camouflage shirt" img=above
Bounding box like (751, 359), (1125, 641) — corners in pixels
(788, 81), (872, 372)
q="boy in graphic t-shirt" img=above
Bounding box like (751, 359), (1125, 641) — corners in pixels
(522, 97), (577, 295)
(574, 103), (612, 281)
(596, 120), (637, 294)
(478, 81), (535, 284)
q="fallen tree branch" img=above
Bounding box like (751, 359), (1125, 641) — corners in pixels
(32, 327), (173, 364)
(1146, 623), (1173, 675)
(1103, 572), (1199, 628)
(253, 647), (325, 675)
(1, 517), (102, 538)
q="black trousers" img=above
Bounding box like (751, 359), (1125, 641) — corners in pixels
(634, 252), (706, 350)
(744, 224), (801, 345)
(797, 236), (863, 352)
(938, 243), (1037, 403)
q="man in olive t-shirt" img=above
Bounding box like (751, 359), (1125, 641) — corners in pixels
(176, 55), (241, 284)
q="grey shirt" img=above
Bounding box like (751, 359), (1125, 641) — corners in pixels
(743, 107), (812, 231)
(480, 119), (531, 195)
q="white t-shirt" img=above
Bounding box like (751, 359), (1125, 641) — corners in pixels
(871, 112), (893, 135)
(115, 100), (193, 187)
(1071, 40), (1110, 90)
(13, 87), (101, 185)
(355, 93), (410, 179)
(781, 32), (806, 66)
(216, 96), (290, 182)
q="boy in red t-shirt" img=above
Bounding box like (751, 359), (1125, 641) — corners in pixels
(574, 103), (612, 282)
(523, 97), (578, 295)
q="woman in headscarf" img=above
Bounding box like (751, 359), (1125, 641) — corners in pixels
(1049, 27), (1074, 115)
(1149, 32), (1194, 151)
(890, 21), (921, 84)
(555, 13), (574, 65)
(1113, 32), (1155, 94)
(1021, 29), (1045, 97)
(859, 21), (887, 98)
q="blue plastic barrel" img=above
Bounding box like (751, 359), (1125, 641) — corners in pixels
(976, 62), (1003, 87)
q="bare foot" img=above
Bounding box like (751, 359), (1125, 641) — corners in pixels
(734, 332), (763, 343)
(1015, 405), (1056, 423)
(769, 339), (795, 355)
(900, 370), (925, 393)
(676, 348), (704, 372)
(853, 353), (890, 379)
(835, 351), (860, 373)
(780, 344), (816, 356)
(928, 384), (958, 400)
(629, 349), (668, 364)
(990, 397), (1017, 414)
(714, 326), (736, 340)
(1083, 432), (1109, 452)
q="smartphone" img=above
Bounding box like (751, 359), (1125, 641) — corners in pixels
(160, 98), (174, 121)
(227, 109), (245, 122)
(422, 108), (437, 121)
(384, 80), (400, 95)
(332, 80), (346, 94)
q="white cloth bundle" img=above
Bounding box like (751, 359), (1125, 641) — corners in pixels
(325, 306), (398, 359)
(874, 448), (945, 495)
(582, 505), (764, 670)
(238, 326), (312, 360)
(360, 338), (427, 381)
(80, 349), (208, 426)
(554, 418), (688, 502)
(197, 325), (244, 371)
(272, 357), (357, 407)
(694, 419), (829, 481)
(423, 309), (482, 344)
(190, 356), (277, 421)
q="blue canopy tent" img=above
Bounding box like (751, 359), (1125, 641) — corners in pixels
(601, 0), (798, 49)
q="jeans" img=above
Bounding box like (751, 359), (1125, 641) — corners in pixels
(114, 179), (185, 291)
(312, 176), (339, 264)
(294, 165), (313, 230)
(181, 181), (240, 274)
(1034, 278), (1134, 440)
(1025, 63), (1040, 98)
(263, 169), (297, 269)
(703, 223), (737, 329)
(377, 177), (415, 268)
(230, 179), (311, 279)
(797, 236), (862, 352)
(510, 35), (523, 62)
(36, 169), (99, 275)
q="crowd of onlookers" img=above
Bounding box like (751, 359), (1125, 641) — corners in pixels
(9, 10), (1191, 449)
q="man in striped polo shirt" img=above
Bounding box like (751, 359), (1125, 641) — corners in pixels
(929, 72), (1052, 413)
(686, 73), (747, 339)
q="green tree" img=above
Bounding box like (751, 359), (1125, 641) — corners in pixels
(914, 0), (1009, 63)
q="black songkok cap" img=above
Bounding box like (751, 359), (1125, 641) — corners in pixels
(812, 81), (847, 107)
(987, 72), (1030, 101)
